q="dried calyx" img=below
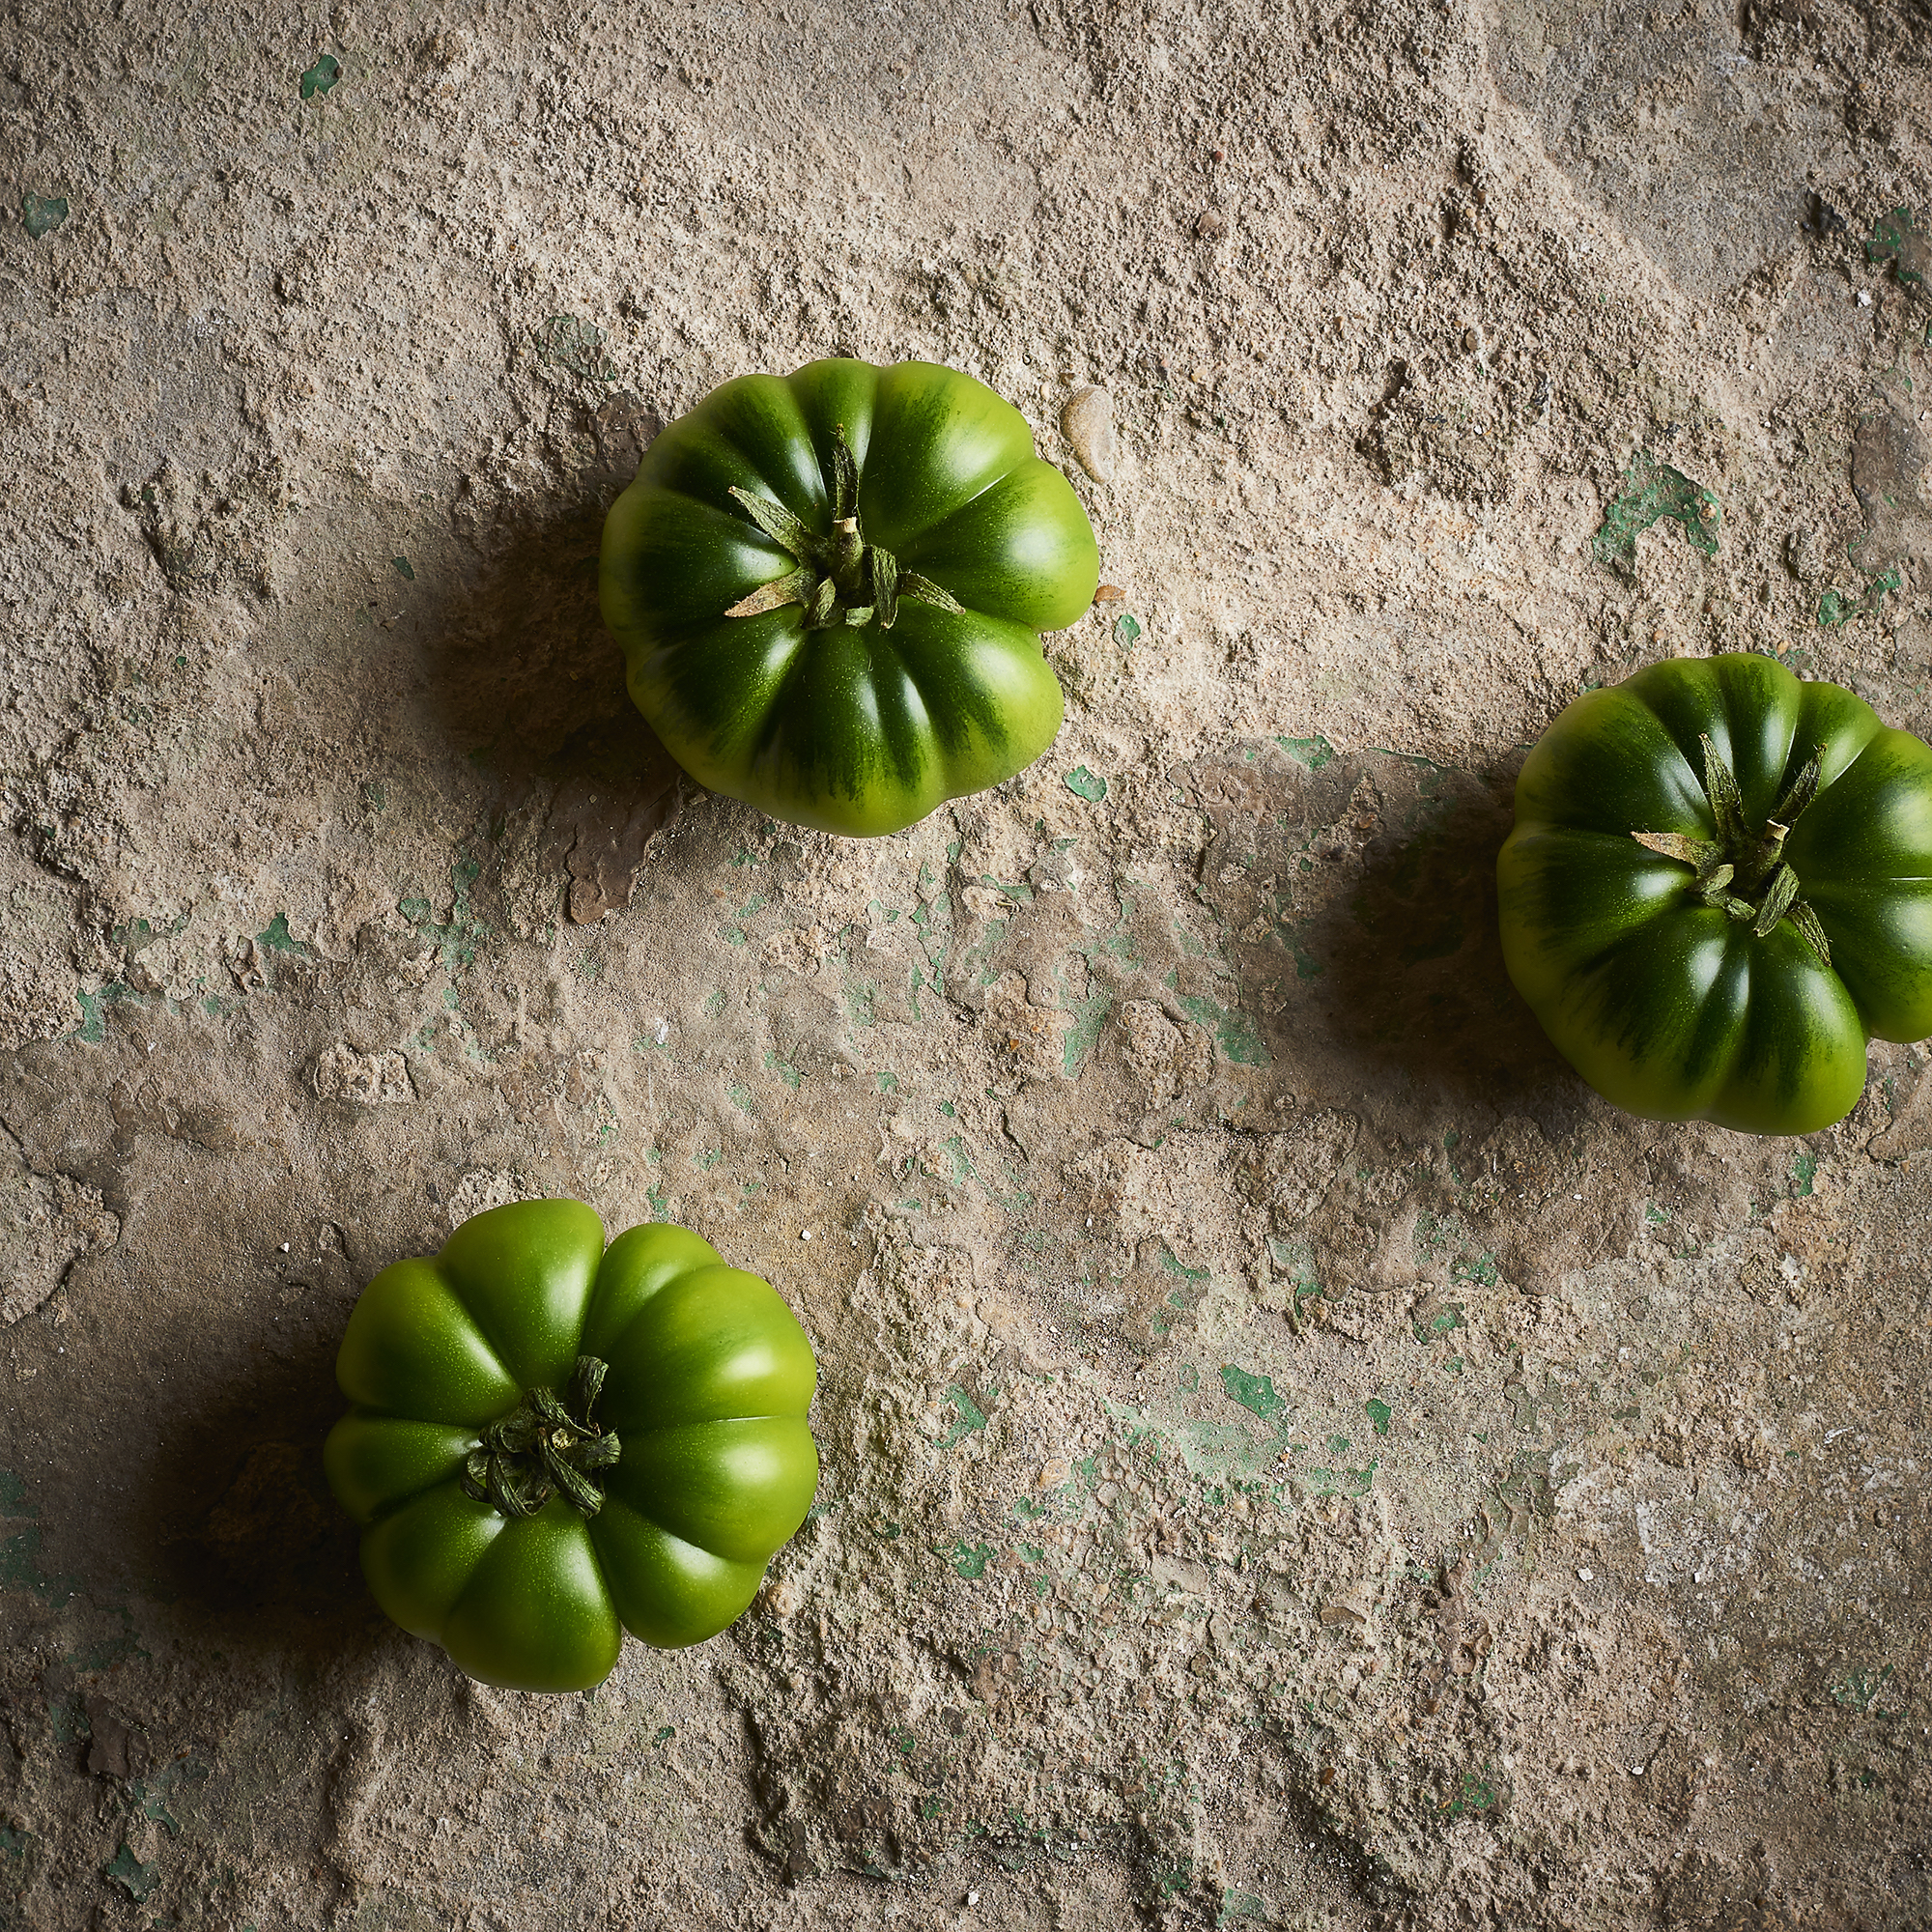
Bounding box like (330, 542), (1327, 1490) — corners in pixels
(1632, 734), (1832, 966)
(722, 424), (964, 631)
(461, 1355), (621, 1520)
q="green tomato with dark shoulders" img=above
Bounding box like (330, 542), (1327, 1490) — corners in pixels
(600, 356), (1099, 838)
(1498, 652), (1932, 1135)
(324, 1200), (818, 1693)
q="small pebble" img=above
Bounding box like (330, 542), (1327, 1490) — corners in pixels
(1094, 583), (1124, 603)
(1195, 208), (1226, 239)
(1577, 1567), (1593, 1581)
(1061, 384), (1117, 483)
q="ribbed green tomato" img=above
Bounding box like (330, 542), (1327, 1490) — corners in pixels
(600, 357), (1099, 837)
(1499, 652), (1932, 1135)
(323, 1201), (818, 1692)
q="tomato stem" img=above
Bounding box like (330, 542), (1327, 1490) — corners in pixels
(720, 425), (966, 633)
(1630, 737), (1833, 967)
(460, 1355), (621, 1520)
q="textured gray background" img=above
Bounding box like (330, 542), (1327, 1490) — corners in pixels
(2, 0), (1930, 1926)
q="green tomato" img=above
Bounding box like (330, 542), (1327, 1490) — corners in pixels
(1498, 652), (1932, 1135)
(600, 356), (1099, 837)
(323, 1201), (818, 1692)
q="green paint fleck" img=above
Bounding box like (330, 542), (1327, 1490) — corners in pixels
(391, 554), (415, 581)
(1220, 1365), (1285, 1422)
(397, 857), (488, 971)
(104, 1844), (158, 1902)
(727, 1083), (754, 1114)
(1366, 1398), (1393, 1435)
(22, 192), (68, 240)
(1064, 765), (1108, 802)
(1592, 453), (1720, 573)
(875, 1070), (898, 1092)
(653, 1724), (675, 1746)
(1113, 612), (1143, 647)
(298, 52), (341, 99)
(1791, 1151), (1818, 1197)
(1438, 1769), (1499, 1819)
(939, 1383), (989, 1449)
(1276, 733), (1337, 771)
(1414, 1301), (1465, 1343)
(1218, 1889), (1267, 1923)
(764, 1052), (802, 1090)
(537, 314), (617, 384)
(1063, 993), (1112, 1075)
(1326, 1433), (1351, 1456)
(941, 1539), (993, 1579)
(1867, 206), (1929, 288)
(0, 1522), (71, 1600)
(73, 981), (140, 1045)
(1818, 562), (1901, 628)
(1832, 1663), (1896, 1715)
(1177, 993), (1268, 1065)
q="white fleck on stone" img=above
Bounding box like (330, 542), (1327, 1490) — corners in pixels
(313, 1042), (415, 1104)
(1577, 1567), (1594, 1581)
(1062, 384), (1117, 483)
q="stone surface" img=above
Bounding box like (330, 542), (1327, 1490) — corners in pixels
(2, 1), (1931, 1928)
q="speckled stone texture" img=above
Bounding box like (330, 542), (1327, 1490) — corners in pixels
(2, 1), (1930, 1926)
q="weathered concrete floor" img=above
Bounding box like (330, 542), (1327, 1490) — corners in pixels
(2, 0), (1930, 1926)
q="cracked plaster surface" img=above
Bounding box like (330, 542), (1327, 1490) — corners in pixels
(2, 0), (1931, 1927)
